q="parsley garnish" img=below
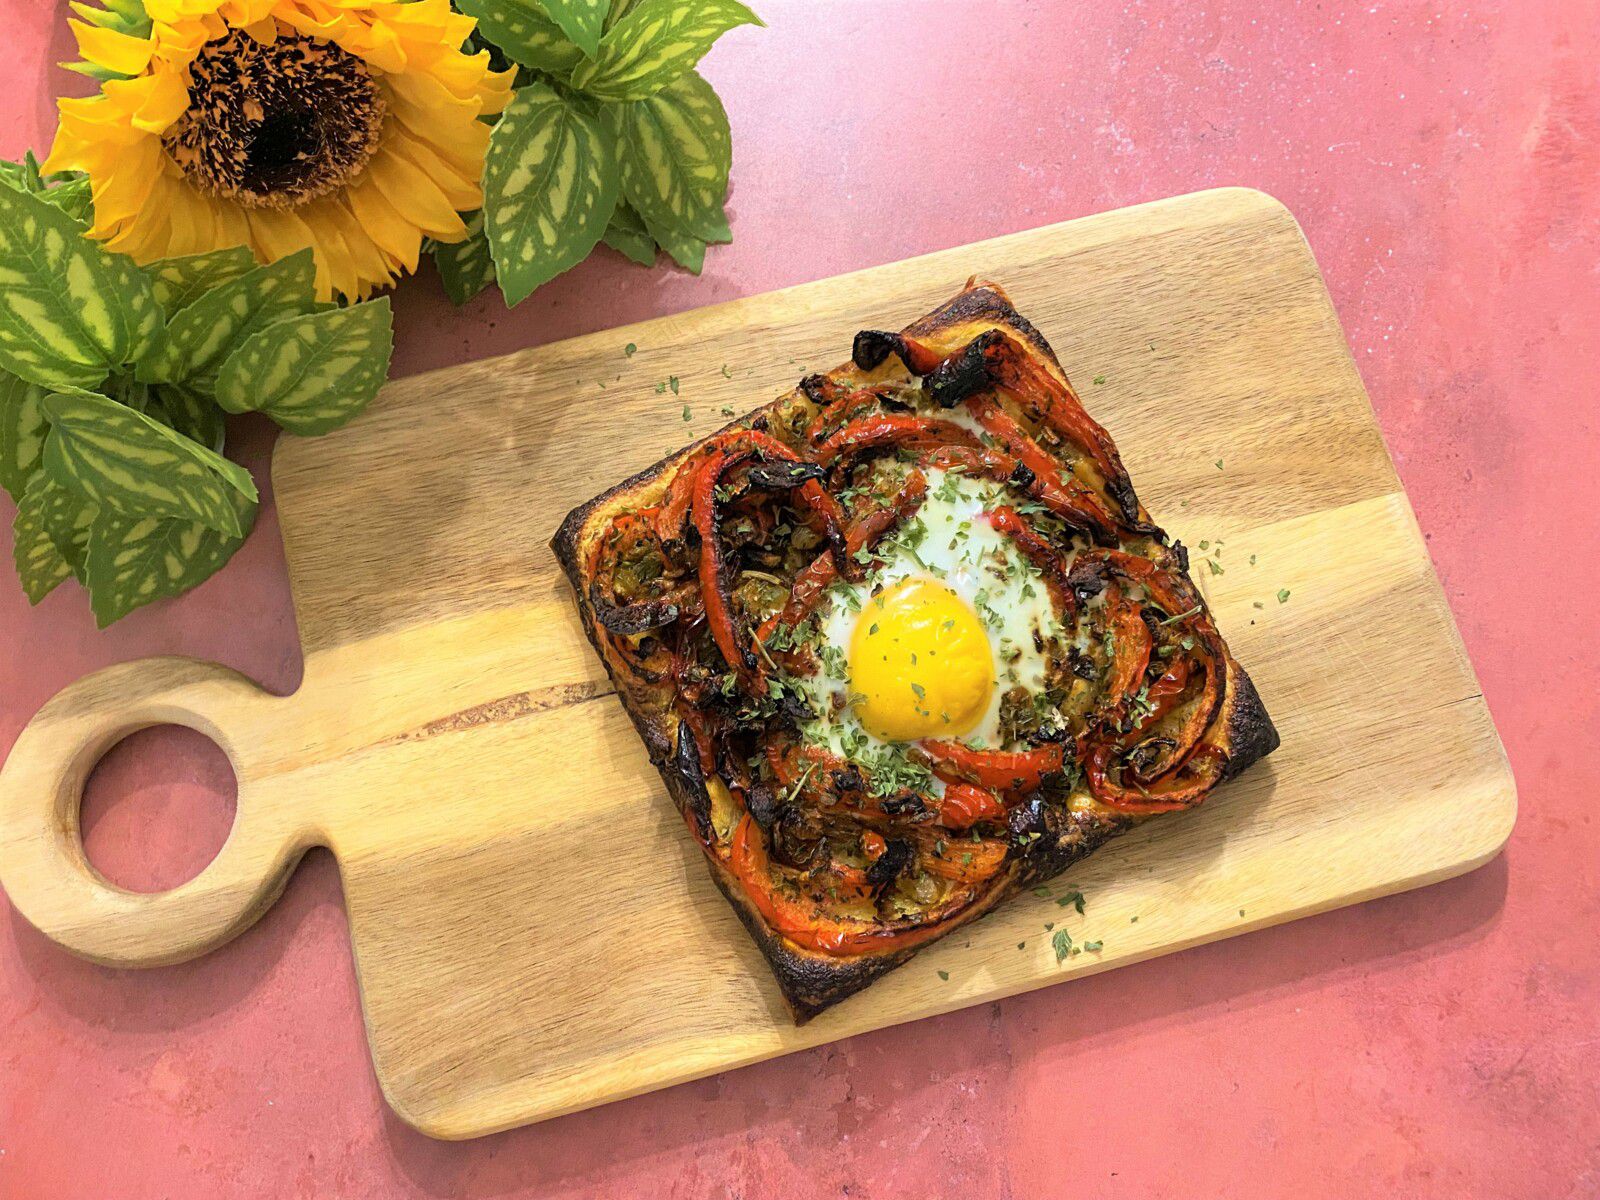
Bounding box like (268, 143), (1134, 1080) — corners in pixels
(1277, 588), (1291, 604)
(1083, 940), (1103, 952)
(1052, 929), (1073, 962)
(624, 342), (637, 357)
(669, 375), (681, 395)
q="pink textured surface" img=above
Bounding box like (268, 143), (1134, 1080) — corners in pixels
(2, 0), (1598, 1194)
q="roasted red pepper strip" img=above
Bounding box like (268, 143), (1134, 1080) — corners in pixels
(1100, 589), (1154, 730)
(756, 471), (930, 642)
(938, 781), (1007, 830)
(692, 448), (760, 685)
(984, 504), (1074, 615)
(806, 386), (893, 445)
(1076, 548), (1201, 620)
(1123, 657), (1193, 745)
(1086, 742), (1227, 813)
(919, 739), (1066, 794)
(729, 815), (986, 955)
(658, 430), (846, 564)
(815, 414), (982, 465)
(966, 395), (1120, 535)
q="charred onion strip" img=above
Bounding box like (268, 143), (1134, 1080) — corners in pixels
(729, 815), (992, 955)
(918, 739), (1066, 794)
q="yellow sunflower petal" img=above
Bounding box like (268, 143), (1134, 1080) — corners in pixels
(385, 127), (479, 212)
(69, 20), (155, 76)
(345, 174), (423, 273)
(86, 135), (165, 228)
(365, 146), (466, 241)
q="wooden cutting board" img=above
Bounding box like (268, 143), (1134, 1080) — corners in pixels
(0, 189), (1515, 1139)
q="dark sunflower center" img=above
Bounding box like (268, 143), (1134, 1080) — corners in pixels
(163, 29), (386, 209)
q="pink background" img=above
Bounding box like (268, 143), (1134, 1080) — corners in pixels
(3, 1), (1598, 1195)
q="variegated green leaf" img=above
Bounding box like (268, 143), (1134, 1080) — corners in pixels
(483, 82), (619, 306)
(605, 0), (641, 30)
(26, 471), (97, 580)
(151, 384), (227, 454)
(213, 298), (393, 435)
(12, 487), (73, 604)
(140, 249), (320, 386)
(431, 213), (498, 306)
(608, 69), (730, 243)
(601, 201), (657, 265)
(84, 500), (253, 627)
(638, 207), (706, 273)
(41, 390), (257, 537)
(569, 0), (761, 100)
(537, 0), (609, 58)
(147, 247), (259, 320)
(0, 370), (49, 502)
(0, 182), (163, 390)
(458, 0), (586, 74)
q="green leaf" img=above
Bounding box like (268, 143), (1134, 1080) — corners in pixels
(151, 384), (227, 454)
(213, 299), (394, 435)
(41, 389), (257, 536)
(431, 213), (498, 306)
(637, 207), (706, 273)
(0, 183), (163, 390)
(608, 69), (731, 242)
(0, 371), (49, 502)
(84, 500), (254, 627)
(536, 0), (609, 58)
(601, 201), (657, 265)
(141, 249), (320, 386)
(12, 486), (73, 604)
(570, 0), (761, 100)
(483, 81), (619, 306)
(147, 247), (259, 320)
(26, 471), (97, 580)
(459, 0), (586, 73)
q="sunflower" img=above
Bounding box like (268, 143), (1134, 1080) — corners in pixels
(45, 0), (513, 300)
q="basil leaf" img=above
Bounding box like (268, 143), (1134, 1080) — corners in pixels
(141, 249), (320, 386)
(213, 298), (393, 435)
(25, 471), (97, 581)
(147, 247), (259, 320)
(459, 0), (586, 73)
(483, 81), (619, 306)
(431, 212), (498, 306)
(0, 370), (48, 502)
(536, 0), (609, 58)
(608, 68), (730, 242)
(12, 482), (74, 604)
(151, 383), (227, 454)
(0, 182), (163, 390)
(42, 389), (257, 537)
(601, 201), (657, 266)
(570, 0), (761, 101)
(85, 501), (253, 627)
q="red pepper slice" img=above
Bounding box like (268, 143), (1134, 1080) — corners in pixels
(815, 414), (982, 465)
(692, 447), (759, 685)
(937, 781), (1007, 830)
(984, 504), (1075, 615)
(756, 471), (930, 642)
(919, 739), (1066, 793)
(966, 395), (1120, 535)
(1085, 742), (1227, 813)
(728, 815), (988, 955)
(1100, 589), (1154, 729)
(805, 385), (893, 445)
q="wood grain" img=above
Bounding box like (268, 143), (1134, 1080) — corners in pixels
(0, 189), (1514, 1138)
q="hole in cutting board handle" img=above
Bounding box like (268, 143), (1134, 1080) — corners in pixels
(80, 726), (238, 894)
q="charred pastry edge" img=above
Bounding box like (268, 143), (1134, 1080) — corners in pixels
(550, 282), (1279, 1023)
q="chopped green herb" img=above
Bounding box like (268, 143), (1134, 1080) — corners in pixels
(1208, 559), (1224, 576)
(1017, 941), (1026, 950)
(1052, 928), (1073, 962)
(624, 343), (637, 357)
(720, 406), (736, 417)
(1083, 940), (1103, 952)
(1093, 374), (1106, 386)
(721, 364), (732, 378)
(1249, 554), (1257, 566)
(1277, 588), (1291, 604)
(1130, 915), (1139, 923)
(1057, 888), (1086, 914)
(1197, 540), (1210, 551)
(1214, 459), (1224, 470)
(669, 375), (680, 395)
(654, 381), (666, 394)
(681, 405), (692, 421)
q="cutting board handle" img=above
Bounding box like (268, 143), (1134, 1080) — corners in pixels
(0, 657), (311, 967)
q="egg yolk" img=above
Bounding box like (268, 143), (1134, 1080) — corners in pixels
(849, 576), (994, 742)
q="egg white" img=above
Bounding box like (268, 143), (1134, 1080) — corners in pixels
(793, 468), (1071, 766)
